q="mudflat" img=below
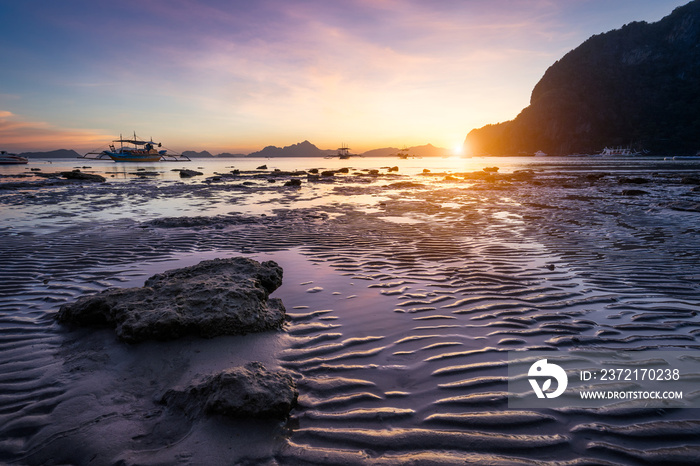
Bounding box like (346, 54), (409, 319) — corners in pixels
(2, 156), (700, 464)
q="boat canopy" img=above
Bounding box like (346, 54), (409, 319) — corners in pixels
(113, 138), (161, 147)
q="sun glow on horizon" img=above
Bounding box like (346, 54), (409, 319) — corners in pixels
(1, 1), (689, 154)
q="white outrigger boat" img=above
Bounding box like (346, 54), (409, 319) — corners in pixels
(82, 133), (190, 162)
(0, 151), (28, 164)
(325, 143), (358, 159)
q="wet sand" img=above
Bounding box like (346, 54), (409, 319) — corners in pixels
(1, 157), (700, 464)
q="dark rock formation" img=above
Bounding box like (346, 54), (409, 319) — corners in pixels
(56, 258), (285, 343)
(618, 177), (650, 184)
(160, 362), (297, 419)
(466, 1), (700, 156)
(284, 178), (302, 186)
(178, 169), (204, 178)
(257, 165), (268, 170)
(60, 170), (106, 182)
(621, 189), (649, 196)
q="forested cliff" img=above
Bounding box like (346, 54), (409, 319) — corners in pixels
(466, 0), (700, 156)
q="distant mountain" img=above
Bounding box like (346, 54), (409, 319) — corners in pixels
(20, 149), (81, 158)
(361, 147), (400, 157)
(466, 0), (700, 156)
(182, 150), (214, 158)
(246, 140), (335, 157)
(407, 144), (450, 157)
(15, 141), (450, 159)
(362, 144), (450, 157)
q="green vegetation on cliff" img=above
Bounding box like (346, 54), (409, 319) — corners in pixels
(466, 0), (700, 156)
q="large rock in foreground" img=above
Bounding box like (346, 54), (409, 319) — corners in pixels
(160, 362), (298, 419)
(56, 257), (285, 343)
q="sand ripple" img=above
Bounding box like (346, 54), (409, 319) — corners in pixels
(2, 158), (700, 463)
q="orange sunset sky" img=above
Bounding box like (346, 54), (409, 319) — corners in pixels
(0, 0), (689, 154)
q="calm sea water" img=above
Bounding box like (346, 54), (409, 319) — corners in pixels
(6, 154), (696, 180)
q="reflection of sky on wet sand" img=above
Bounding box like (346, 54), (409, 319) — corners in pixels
(3, 155), (700, 463)
(6, 155), (700, 235)
(2, 156), (497, 233)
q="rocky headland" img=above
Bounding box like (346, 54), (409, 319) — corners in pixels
(466, 0), (700, 156)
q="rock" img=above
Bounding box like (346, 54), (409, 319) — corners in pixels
(257, 165), (268, 170)
(284, 178), (302, 187)
(231, 169), (240, 175)
(267, 178), (276, 183)
(622, 189), (649, 196)
(618, 177), (650, 184)
(422, 169), (431, 173)
(337, 167), (349, 174)
(321, 170), (336, 177)
(388, 166), (399, 172)
(56, 258), (286, 343)
(130, 171), (159, 177)
(483, 166), (499, 173)
(179, 169), (204, 178)
(60, 169), (106, 182)
(160, 362), (297, 419)
(386, 181), (425, 189)
(368, 169), (379, 175)
(308, 168), (319, 174)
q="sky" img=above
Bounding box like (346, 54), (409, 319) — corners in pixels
(0, 0), (691, 155)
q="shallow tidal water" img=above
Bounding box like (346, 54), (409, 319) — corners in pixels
(1, 156), (700, 464)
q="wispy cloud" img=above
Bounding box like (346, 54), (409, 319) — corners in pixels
(0, 111), (112, 152)
(1, 0), (690, 152)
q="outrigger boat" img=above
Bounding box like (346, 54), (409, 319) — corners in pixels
(397, 146), (411, 159)
(82, 133), (190, 162)
(325, 143), (358, 159)
(0, 151), (28, 164)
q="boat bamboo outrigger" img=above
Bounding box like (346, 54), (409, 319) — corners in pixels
(325, 143), (359, 159)
(81, 133), (191, 162)
(396, 146), (412, 159)
(0, 151), (28, 164)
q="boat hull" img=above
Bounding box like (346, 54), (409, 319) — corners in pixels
(0, 157), (28, 164)
(106, 151), (162, 162)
